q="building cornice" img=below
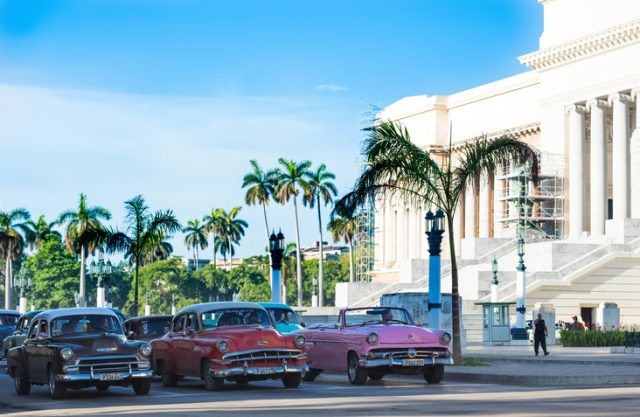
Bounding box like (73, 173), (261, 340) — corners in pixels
(519, 18), (640, 70)
(445, 122), (541, 152)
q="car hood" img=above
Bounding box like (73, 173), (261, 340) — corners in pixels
(354, 324), (444, 345)
(207, 326), (287, 350)
(54, 333), (138, 356)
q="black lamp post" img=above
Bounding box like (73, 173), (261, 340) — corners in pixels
(269, 231), (285, 303)
(426, 208), (445, 329)
(89, 250), (113, 308)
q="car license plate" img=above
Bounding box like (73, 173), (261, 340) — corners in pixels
(401, 359), (425, 366)
(254, 368), (277, 375)
(99, 373), (124, 381)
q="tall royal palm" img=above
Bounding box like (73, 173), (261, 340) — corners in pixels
(183, 219), (208, 270)
(107, 195), (181, 316)
(203, 208), (225, 268)
(220, 207), (248, 269)
(328, 206), (358, 283)
(303, 164), (338, 307)
(58, 193), (111, 307)
(274, 158), (312, 307)
(26, 215), (61, 250)
(242, 160), (276, 245)
(335, 121), (539, 364)
(0, 209), (33, 309)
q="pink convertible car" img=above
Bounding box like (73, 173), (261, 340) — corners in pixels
(301, 307), (452, 385)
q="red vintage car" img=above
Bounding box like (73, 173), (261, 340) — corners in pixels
(151, 302), (308, 390)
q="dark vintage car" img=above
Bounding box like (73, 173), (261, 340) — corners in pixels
(124, 315), (172, 342)
(152, 302), (308, 390)
(2, 310), (42, 359)
(0, 310), (20, 359)
(6, 308), (154, 399)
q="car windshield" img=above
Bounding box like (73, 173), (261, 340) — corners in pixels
(51, 314), (123, 337)
(267, 308), (299, 325)
(344, 308), (412, 327)
(140, 318), (171, 337)
(200, 308), (272, 329)
(0, 314), (19, 326)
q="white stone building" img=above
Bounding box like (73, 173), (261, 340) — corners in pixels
(337, 0), (640, 337)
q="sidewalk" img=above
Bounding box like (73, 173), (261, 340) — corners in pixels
(445, 343), (640, 386)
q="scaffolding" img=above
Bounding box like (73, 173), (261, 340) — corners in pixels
(498, 152), (564, 240)
(354, 105), (380, 282)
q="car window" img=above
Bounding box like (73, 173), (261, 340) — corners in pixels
(0, 314), (19, 326)
(27, 320), (40, 339)
(268, 308), (299, 325)
(200, 308), (272, 329)
(51, 315), (123, 336)
(185, 313), (199, 331)
(344, 308), (411, 327)
(172, 315), (186, 333)
(142, 318), (171, 337)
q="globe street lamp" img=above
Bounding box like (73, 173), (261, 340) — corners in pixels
(491, 257), (499, 303)
(426, 209), (445, 330)
(268, 230), (285, 304)
(89, 250), (113, 308)
(14, 269), (32, 314)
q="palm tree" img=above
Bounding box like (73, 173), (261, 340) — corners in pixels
(203, 208), (225, 268)
(328, 206), (358, 283)
(58, 193), (111, 307)
(220, 207), (248, 269)
(242, 160), (277, 245)
(143, 232), (174, 265)
(183, 219), (208, 270)
(0, 209), (33, 309)
(335, 121), (539, 364)
(107, 195), (181, 316)
(274, 158), (312, 307)
(26, 215), (61, 250)
(303, 163), (338, 307)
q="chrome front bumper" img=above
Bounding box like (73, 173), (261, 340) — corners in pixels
(359, 357), (454, 368)
(56, 369), (153, 382)
(211, 364), (309, 378)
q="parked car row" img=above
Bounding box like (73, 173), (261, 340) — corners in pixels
(2, 302), (453, 399)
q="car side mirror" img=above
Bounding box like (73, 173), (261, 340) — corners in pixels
(300, 322), (306, 328)
(127, 331), (136, 339)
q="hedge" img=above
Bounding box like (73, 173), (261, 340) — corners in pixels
(558, 329), (625, 347)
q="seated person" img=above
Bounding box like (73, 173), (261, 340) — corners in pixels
(243, 311), (260, 325)
(274, 310), (287, 324)
(381, 309), (394, 324)
(217, 312), (240, 327)
(37, 321), (50, 339)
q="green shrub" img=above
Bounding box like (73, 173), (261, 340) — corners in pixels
(559, 329), (625, 347)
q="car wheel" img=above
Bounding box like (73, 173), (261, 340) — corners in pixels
(368, 372), (385, 381)
(48, 366), (66, 400)
(347, 352), (368, 385)
(202, 360), (224, 391)
(13, 365), (30, 396)
(133, 380), (151, 395)
(159, 363), (178, 387)
(95, 383), (110, 392)
(423, 365), (444, 384)
(281, 374), (302, 388)
(302, 368), (322, 382)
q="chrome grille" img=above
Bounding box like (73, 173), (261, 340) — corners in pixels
(75, 355), (142, 373)
(222, 348), (305, 364)
(367, 348), (450, 360)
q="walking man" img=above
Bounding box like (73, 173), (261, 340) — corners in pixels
(533, 313), (549, 356)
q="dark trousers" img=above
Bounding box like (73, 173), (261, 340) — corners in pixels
(534, 335), (547, 355)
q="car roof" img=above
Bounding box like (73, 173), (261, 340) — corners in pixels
(259, 303), (293, 310)
(175, 302), (266, 316)
(20, 310), (43, 318)
(0, 310), (19, 315)
(34, 307), (118, 321)
(125, 315), (173, 323)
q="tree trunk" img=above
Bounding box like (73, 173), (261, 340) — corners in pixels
(4, 241), (12, 309)
(447, 215), (462, 364)
(213, 234), (217, 269)
(194, 246), (199, 270)
(262, 202), (270, 245)
(79, 244), (86, 307)
(316, 196), (324, 307)
(228, 237), (233, 270)
(348, 238), (355, 283)
(134, 254), (140, 317)
(293, 196), (303, 307)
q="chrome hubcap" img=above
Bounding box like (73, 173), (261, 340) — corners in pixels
(348, 357), (356, 379)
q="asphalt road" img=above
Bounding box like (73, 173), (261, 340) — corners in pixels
(1, 371), (640, 417)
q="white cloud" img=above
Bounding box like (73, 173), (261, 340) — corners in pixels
(315, 83), (348, 92)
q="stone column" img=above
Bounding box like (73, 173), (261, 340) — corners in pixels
(589, 98), (608, 237)
(568, 104), (586, 238)
(610, 93), (631, 220)
(464, 186), (476, 238)
(493, 170), (504, 238)
(632, 89), (640, 218)
(479, 175), (490, 238)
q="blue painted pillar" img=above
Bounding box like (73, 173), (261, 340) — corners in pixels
(426, 209), (445, 330)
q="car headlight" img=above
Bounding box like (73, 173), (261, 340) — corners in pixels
(366, 332), (379, 345)
(139, 343), (152, 357)
(60, 348), (74, 361)
(217, 340), (229, 353)
(440, 332), (452, 345)
(294, 335), (306, 348)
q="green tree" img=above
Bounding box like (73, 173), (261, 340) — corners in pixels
(303, 163), (338, 306)
(203, 208), (225, 268)
(335, 121), (539, 364)
(183, 219), (208, 270)
(231, 259), (270, 302)
(219, 207), (248, 269)
(22, 235), (81, 309)
(0, 208), (34, 309)
(191, 264), (231, 301)
(107, 195), (181, 316)
(134, 258), (195, 314)
(274, 158), (312, 306)
(301, 257), (348, 306)
(242, 160), (277, 245)
(25, 215), (61, 251)
(57, 193), (111, 307)
(328, 207), (358, 283)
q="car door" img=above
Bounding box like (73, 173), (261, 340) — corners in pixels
(25, 319), (47, 383)
(177, 313), (199, 376)
(169, 314), (192, 376)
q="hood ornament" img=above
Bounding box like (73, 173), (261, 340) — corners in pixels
(257, 341), (268, 346)
(408, 333), (414, 341)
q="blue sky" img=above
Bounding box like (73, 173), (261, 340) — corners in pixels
(0, 0), (542, 258)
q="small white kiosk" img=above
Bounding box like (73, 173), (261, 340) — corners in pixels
(476, 301), (514, 345)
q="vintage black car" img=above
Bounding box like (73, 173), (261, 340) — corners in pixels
(6, 308), (153, 399)
(0, 310), (20, 359)
(124, 315), (172, 342)
(2, 310), (42, 359)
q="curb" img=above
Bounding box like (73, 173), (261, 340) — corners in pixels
(445, 371), (640, 386)
(466, 356), (640, 367)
